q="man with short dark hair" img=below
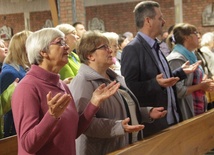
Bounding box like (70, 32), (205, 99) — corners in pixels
(121, 1), (199, 137)
(73, 22), (86, 39)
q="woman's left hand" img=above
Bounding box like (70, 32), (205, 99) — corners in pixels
(90, 81), (120, 107)
(122, 117), (144, 133)
(182, 60), (201, 74)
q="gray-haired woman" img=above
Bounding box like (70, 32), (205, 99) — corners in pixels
(69, 30), (167, 155)
(12, 28), (120, 155)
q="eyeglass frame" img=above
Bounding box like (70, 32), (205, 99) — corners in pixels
(49, 37), (67, 47)
(90, 44), (111, 53)
(192, 31), (200, 37)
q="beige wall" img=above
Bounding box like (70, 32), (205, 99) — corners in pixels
(0, 0), (214, 36)
(84, 0), (140, 6)
(0, 0), (49, 14)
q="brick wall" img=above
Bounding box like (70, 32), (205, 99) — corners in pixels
(0, 0), (86, 34)
(86, 0), (214, 35)
(75, 0), (86, 25)
(0, 13), (24, 36)
(0, 1), (213, 36)
(86, 2), (139, 35)
(59, 0), (85, 25)
(0, 11), (52, 34)
(59, 0), (73, 24)
(30, 11), (52, 32)
(182, 0), (214, 34)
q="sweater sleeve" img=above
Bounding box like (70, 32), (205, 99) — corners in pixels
(139, 107), (154, 123)
(74, 93), (126, 139)
(12, 83), (60, 154)
(70, 77), (126, 139)
(77, 102), (99, 137)
(168, 58), (188, 98)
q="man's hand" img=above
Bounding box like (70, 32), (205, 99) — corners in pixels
(149, 107), (167, 119)
(156, 73), (179, 87)
(182, 60), (201, 74)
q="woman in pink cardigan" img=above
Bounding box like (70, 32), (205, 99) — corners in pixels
(11, 28), (120, 155)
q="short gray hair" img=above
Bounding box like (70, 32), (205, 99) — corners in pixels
(26, 28), (64, 65)
(133, 1), (159, 29)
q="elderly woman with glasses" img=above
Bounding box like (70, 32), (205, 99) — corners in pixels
(56, 23), (80, 83)
(167, 23), (214, 120)
(11, 28), (120, 155)
(69, 30), (167, 155)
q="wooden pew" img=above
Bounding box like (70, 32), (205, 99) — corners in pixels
(108, 109), (214, 155)
(1, 109), (214, 155)
(0, 135), (17, 155)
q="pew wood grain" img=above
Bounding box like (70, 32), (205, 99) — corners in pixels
(108, 109), (214, 155)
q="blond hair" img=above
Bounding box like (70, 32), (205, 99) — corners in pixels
(55, 23), (76, 35)
(4, 30), (32, 70)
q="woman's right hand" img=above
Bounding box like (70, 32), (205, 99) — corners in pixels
(122, 117), (145, 133)
(63, 77), (73, 84)
(201, 79), (214, 92)
(47, 91), (72, 119)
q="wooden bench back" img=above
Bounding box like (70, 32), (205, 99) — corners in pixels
(108, 109), (214, 155)
(0, 135), (17, 155)
(1, 109), (214, 155)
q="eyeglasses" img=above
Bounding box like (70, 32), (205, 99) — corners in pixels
(192, 31), (200, 37)
(90, 44), (111, 53)
(49, 38), (67, 47)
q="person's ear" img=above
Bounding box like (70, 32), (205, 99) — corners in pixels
(40, 51), (49, 58)
(145, 17), (152, 27)
(87, 53), (95, 62)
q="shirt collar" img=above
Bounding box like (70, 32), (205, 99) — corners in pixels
(138, 31), (156, 48)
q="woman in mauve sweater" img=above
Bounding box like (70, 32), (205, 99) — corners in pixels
(11, 28), (120, 155)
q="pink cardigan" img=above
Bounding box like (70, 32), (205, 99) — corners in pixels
(12, 65), (99, 155)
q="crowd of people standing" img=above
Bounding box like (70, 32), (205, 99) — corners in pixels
(1, 1), (214, 155)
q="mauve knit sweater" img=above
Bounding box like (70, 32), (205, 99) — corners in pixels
(12, 65), (99, 155)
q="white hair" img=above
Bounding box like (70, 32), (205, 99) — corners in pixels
(200, 32), (214, 47)
(26, 28), (64, 65)
(102, 32), (119, 44)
